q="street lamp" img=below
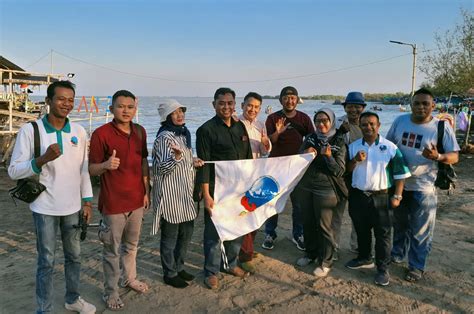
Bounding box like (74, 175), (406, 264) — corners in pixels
(390, 40), (417, 97)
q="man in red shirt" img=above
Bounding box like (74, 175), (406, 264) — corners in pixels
(89, 90), (150, 311)
(262, 86), (314, 251)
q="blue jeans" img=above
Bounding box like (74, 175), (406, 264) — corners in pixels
(391, 190), (437, 271)
(264, 191), (303, 239)
(203, 210), (243, 277)
(33, 212), (81, 313)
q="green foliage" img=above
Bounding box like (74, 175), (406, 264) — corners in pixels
(420, 8), (473, 96)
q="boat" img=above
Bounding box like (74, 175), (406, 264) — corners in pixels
(370, 105), (383, 111)
(333, 99), (342, 105)
(399, 104), (410, 112)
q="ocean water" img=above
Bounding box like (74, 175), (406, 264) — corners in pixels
(66, 96), (406, 154)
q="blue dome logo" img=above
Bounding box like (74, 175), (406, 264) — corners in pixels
(241, 176), (279, 213)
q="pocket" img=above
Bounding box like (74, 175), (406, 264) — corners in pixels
(98, 219), (112, 244)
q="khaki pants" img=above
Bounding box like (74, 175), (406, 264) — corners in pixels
(99, 207), (144, 298)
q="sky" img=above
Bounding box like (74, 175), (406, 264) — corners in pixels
(0, 0), (471, 97)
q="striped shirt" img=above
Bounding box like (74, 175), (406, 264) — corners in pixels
(151, 130), (197, 235)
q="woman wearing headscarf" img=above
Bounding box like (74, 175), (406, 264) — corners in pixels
(295, 108), (348, 277)
(151, 99), (204, 288)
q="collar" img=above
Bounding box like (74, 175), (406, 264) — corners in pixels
(42, 115), (71, 133)
(111, 119), (138, 136)
(362, 135), (380, 146)
(212, 115), (237, 127)
(238, 114), (257, 125)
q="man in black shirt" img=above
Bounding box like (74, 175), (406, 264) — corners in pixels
(196, 87), (253, 290)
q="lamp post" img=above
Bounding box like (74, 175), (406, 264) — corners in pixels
(390, 40), (417, 97)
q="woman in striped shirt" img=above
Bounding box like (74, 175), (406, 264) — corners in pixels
(152, 99), (204, 289)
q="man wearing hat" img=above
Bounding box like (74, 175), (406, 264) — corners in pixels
(262, 86), (314, 251)
(333, 91), (367, 257)
(89, 90), (150, 310)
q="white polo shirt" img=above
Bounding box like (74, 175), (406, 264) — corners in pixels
(8, 116), (93, 216)
(349, 135), (411, 191)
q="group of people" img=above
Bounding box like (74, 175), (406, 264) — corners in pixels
(8, 81), (459, 313)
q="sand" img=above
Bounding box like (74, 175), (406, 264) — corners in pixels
(0, 155), (473, 313)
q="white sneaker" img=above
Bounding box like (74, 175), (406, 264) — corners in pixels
(65, 297), (96, 314)
(296, 256), (314, 267)
(313, 266), (331, 278)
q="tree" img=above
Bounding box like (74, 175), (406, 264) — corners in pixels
(420, 8), (473, 96)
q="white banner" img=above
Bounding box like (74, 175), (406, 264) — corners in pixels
(211, 153), (315, 241)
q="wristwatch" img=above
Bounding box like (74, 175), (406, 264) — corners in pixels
(391, 194), (403, 201)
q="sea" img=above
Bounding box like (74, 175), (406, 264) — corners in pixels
(63, 96), (406, 155)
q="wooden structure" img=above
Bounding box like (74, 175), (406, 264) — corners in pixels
(0, 56), (63, 164)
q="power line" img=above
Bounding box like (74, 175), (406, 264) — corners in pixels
(44, 48), (437, 84)
(25, 51), (52, 69)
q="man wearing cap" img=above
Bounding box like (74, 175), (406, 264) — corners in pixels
(262, 86), (314, 251)
(387, 88), (459, 282)
(196, 87), (253, 290)
(345, 112), (410, 286)
(89, 90), (150, 310)
(333, 91), (366, 257)
(237, 92), (272, 273)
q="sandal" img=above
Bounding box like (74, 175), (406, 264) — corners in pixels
(126, 279), (149, 293)
(405, 268), (423, 282)
(102, 295), (125, 311)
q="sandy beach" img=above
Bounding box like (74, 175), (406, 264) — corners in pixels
(0, 155), (473, 313)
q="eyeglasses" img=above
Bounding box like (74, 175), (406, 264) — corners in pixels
(314, 118), (330, 125)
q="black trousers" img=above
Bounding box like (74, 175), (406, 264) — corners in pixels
(299, 188), (338, 268)
(348, 189), (392, 271)
(160, 219), (194, 278)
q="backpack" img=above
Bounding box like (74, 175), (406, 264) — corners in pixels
(434, 120), (457, 191)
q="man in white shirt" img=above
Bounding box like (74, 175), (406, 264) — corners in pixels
(8, 81), (96, 313)
(345, 112), (410, 286)
(237, 92), (271, 273)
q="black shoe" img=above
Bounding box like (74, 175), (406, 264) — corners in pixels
(345, 258), (375, 269)
(164, 275), (188, 288)
(178, 270), (195, 281)
(374, 270), (390, 286)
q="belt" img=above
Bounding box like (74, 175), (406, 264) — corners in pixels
(355, 188), (388, 196)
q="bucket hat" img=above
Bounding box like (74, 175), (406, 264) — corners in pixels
(342, 91), (367, 106)
(158, 99), (186, 122)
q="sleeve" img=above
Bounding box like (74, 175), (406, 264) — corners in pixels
(324, 138), (347, 178)
(299, 134), (316, 153)
(385, 117), (398, 143)
(196, 126), (212, 184)
(79, 129), (93, 201)
(390, 147), (411, 180)
(7, 123), (36, 180)
(304, 114), (315, 135)
(442, 122), (461, 153)
(140, 125), (148, 158)
(155, 134), (183, 175)
(265, 115), (276, 136)
(89, 130), (106, 164)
